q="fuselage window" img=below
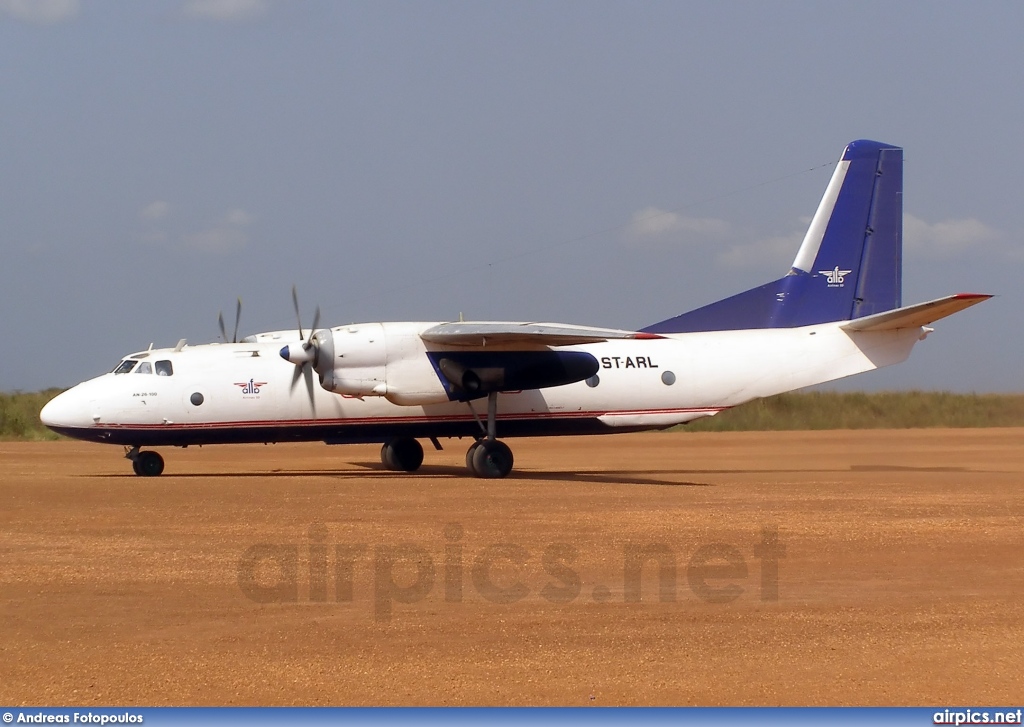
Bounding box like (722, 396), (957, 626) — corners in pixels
(136, 362), (153, 374)
(155, 360), (174, 376)
(113, 360), (138, 374)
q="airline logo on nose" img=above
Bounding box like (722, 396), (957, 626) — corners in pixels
(235, 379), (267, 397)
(818, 266), (853, 287)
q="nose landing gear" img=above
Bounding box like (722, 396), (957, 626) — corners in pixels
(126, 446), (165, 477)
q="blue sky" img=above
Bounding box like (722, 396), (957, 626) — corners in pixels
(2, 0), (1021, 392)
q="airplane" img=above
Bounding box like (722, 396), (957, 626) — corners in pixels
(40, 140), (990, 479)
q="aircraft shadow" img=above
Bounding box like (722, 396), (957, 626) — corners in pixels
(88, 464), (711, 487)
(85, 462), (986, 486)
(360, 462), (711, 487)
(849, 464), (969, 472)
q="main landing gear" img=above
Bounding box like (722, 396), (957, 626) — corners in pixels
(126, 446), (164, 477)
(464, 392), (514, 479)
(380, 437), (425, 472)
(379, 392), (515, 479)
(465, 439), (514, 479)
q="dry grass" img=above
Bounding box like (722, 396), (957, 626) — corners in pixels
(684, 391), (1024, 431)
(0, 389), (64, 440)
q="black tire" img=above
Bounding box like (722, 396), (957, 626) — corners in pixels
(381, 443), (395, 469)
(465, 441), (482, 473)
(137, 451), (164, 477)
(132, 459), (143, 476)
(470, 440), (514, 479)
(384, 438), (424, 472)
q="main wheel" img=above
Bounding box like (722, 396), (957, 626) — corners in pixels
(470, 440), (514, 479)
(136, 451), (165, 477)
(465, 441), (482, 471)
(382, 438), (424, 472)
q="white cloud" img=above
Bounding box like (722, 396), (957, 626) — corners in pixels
(182, 0), (270, 21)
(903, 213), (1007, 258)
(139, 230), (169, 245)
(0, 0), (78, 24)
(625, 206), (731, 246)
(183, 208), (252, 254)
(138, 201), (171, 246)
(717, 231), (802, 269)
(626, 204), (802, 269)
(140, 201), (171, 221)
(625, 206), (1020, 270)
(719, 213), (1015, 269)
(222, 208), (251, 226)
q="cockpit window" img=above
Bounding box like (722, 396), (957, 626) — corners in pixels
(155, 360), (173, 376)
(136, 362), (152, 374)
(113, 360), (138, 374)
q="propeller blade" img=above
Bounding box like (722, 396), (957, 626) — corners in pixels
(304, 364), (316, 414)
(292, 285), (304, 340)
(287, 361), (316, 412)
(310, 305), (321, 338)
(232, 297), (242, 343)
(218, 311), (228, 343)
(303, 305), (322, 353)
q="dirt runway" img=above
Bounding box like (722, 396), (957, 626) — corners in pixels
(1, 429), (1023, 706)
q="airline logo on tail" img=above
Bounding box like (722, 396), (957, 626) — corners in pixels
(818, 266), (853, 287)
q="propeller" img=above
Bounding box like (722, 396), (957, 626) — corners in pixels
(281, 286), (324, 412)
(290, 359), (317, 414)
(292, 285), (304, 340)
(218, 297), (243, 343)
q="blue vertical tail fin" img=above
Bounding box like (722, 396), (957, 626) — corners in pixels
(643, 139), (903, 334)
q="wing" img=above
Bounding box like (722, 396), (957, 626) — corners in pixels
(420, 322), (663, 347)
(840, 293), (991, 332)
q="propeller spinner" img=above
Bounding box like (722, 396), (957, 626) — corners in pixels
(280, 286), (326, 411)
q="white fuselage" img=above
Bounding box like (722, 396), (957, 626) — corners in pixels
(41, 319), (924, 447)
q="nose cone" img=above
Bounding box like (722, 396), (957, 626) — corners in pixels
(40, 388), (93, 431)
(280, 343), (314, 365)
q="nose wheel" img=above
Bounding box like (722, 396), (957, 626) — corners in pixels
(126, 447), (165, 477)
(464, 392), (514, 478)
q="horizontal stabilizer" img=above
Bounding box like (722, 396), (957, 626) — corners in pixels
(420, 322), (663, 347)
(840, 293), (991, 332)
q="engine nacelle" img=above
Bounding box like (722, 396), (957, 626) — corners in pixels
(319, 368), (388, 397)
(431, 350), (599, 400)
(381, 388), (452, 406)
(304, 323), (600, 406)
(313, 324), (388, 398)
